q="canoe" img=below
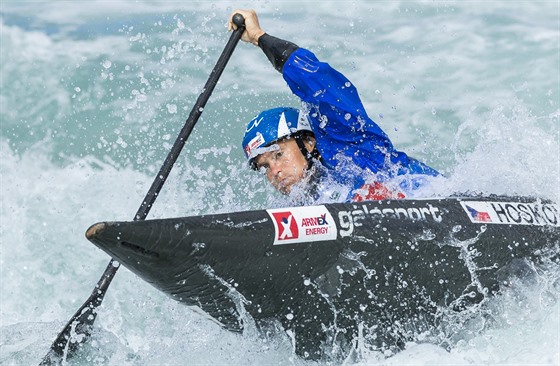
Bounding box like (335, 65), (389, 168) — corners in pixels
(86, 195), (559, 359)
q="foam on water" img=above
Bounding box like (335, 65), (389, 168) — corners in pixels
(1, 1), (559, 365)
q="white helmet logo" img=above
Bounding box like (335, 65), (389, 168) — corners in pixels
(276, 112), (291, 138)
(246, 116), (264, 133)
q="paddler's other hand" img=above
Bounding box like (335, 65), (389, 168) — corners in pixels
(228, 9), (265, 46)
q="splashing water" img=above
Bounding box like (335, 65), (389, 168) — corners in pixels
(1, 1), (558, 365)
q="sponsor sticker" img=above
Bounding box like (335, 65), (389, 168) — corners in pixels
(267, 205), (337, 245)
(244, 132), (266, 158)
(338, 202), (443, 238)
(461, 201), (559, 226)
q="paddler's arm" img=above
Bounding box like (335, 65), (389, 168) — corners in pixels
(229, 10), (368, 113)
(228, 10), (384, 138)
(227, 9), (392, 167)
(228, 9), (298, 72)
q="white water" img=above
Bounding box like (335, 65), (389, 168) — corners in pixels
(1, 1), (559, 365)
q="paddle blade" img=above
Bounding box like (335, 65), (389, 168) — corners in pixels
(40, 258), (117, 364)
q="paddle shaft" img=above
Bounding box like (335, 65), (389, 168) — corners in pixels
(41, 14), (246, 364)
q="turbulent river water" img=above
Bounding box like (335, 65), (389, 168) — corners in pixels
(1, 1), (559, 365)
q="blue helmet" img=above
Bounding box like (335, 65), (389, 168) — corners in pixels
(242, 107), (313, 166)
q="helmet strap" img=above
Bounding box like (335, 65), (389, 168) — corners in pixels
(294, 134), (321, 171)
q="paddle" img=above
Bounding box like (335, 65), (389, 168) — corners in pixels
(40, 13), (246, 365)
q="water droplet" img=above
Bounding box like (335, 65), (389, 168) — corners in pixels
(166, 104), (177, 114)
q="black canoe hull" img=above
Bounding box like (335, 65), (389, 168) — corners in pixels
(86, 196), (559, 358)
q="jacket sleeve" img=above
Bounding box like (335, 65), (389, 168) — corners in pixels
(281, 47), (396, 172)
(257, 33), (299, 72)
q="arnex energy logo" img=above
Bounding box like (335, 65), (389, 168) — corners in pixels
(270, 212), (298, 240)
(461, 201), (559, 226)
(267, 206), (337, 245)
(301, 214), (329, 235)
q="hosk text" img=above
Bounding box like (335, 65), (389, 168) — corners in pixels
(492, 202), (558, 225)
(461, 200), (559, 226)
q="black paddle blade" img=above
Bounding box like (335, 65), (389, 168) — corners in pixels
(40, 306), (95, 365)
(40, 261), (117, 365)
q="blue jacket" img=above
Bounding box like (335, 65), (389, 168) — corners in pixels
(282, 48), (440, 197)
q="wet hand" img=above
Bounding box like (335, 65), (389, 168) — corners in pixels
(228, 9), (265, 45)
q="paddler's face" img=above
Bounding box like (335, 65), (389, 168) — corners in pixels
(254, 137), (315, 195)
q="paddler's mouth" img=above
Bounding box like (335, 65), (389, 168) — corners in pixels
(277, 178), (290, 193)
